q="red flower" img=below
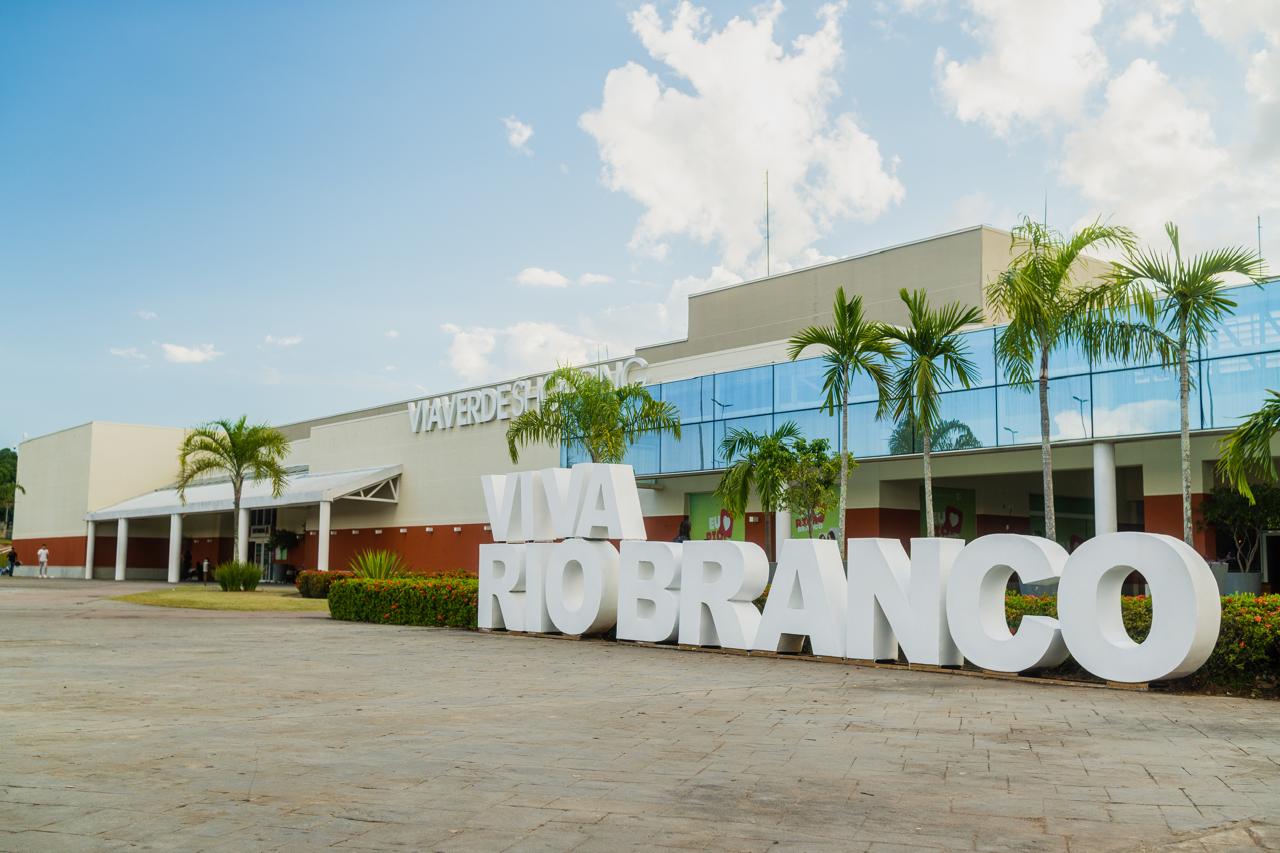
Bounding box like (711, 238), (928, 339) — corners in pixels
(1256, 615), (1263, 623)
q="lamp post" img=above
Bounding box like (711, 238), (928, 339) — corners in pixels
(1003, 426), (1018, 445)
(1072, 395), (1089, 437)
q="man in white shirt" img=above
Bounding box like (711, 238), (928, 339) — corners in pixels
(37, 544), (49, 578)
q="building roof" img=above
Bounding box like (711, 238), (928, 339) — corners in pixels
(85, 465), (402, 521)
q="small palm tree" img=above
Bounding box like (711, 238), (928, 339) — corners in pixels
(715, 421), (801, 560)
(1218, 391), (1280, 502)
(507, 365), (680, 464)
(884, 289), (983, 536)
(987, 217), (1157, 544)
(1112, 223), (1265, 545)
(787, 288), (899, 556)
(176, 416), (290, 559)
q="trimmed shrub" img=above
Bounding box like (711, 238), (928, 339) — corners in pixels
(328, 577), (479, 628)
(349, 549), (408, 579)
(296, 570), (354, 598)
(214, 560), (261, 592)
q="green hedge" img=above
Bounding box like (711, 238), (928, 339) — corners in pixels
(328, 577), (479, 628)
(214, 560), (261, 592)
(296, 570), (353, 599)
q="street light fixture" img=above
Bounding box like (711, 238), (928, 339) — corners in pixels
(1003, 426), (1018, 445)
(1072, 395), (1089, 437)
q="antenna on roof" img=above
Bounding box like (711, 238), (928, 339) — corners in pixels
(1260, 215), (1264, 261)
(765, 170), (771, 278)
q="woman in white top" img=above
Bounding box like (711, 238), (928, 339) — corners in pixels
(37, 544), (49, 578)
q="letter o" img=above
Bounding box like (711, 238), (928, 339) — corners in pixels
(1058, 533), (1221, 683)
(544, 539), (619, 636)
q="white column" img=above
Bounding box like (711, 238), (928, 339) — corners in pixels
(84, 521), (96, 580)
(236, 508), (249, 563)
(114, 517), (129, 581)
(317, 500), (332, 572)
(167, 514), (183, 584)
(1093, 441), (1118, 536)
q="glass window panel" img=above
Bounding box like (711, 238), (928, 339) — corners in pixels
(660, 423), (706, 474)
(712, 366), (773, 418)
(959, 328), (996, 389)
(779, 407), (839, 449)
(1204, 352), (1280, 429)
(934, 387), (997, 450)
(713, 414), (773, 466)
(848, 401), (897, 458)
(624, 431), (661, 476)
(774, 358), (829, 412)
(995, 334), (1092, 383)
(1203, 282), (1280, 358)
(1090, 365), (1187, 437)
(660, 377), (705, 423)
(1090, 304), (1169, 371)
(996, 374), (1093, 445)
(565, 442), (592, 466)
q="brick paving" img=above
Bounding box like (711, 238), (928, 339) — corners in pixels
(0, 578), (1277, 851)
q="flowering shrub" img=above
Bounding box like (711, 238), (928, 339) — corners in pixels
(327, 577), (479, 628)
(295, 570), (354, 599)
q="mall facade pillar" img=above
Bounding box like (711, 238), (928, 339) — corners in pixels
(317, 500), (332, 572)
(236, 508), (249, 563)
(167, 514), (183, 584)
(114, 518), (128, 581)
(1093, 442), (1117, 536)
(84, 521), (95, 580)
(775, 509), (791, 561)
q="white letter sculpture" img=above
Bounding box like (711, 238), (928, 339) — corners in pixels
(946, 534), (1070, 672)
(754, 539), (847, 656)
(1058, 533), (1221, 683)
(478, 543), (525, 631)
(617, 541), (682, 643)
(544, 539), (620, 636)
(576, 464), (647, 540)
(522, 542), (556, 632)
(846, 538), (963, 666)
(679, 541), (768, 649)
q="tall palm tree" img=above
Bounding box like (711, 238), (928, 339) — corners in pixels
(986, 217), (1155, 544)
(507, 365), (681, 464)
(883, 289), (983, 536)
(1112, 223), (1265, 546)
(176, 416), (290, 560)
(787, 288), (898, 556)
(715, 420), (801, 560)
(1218, 390), (1280, 502)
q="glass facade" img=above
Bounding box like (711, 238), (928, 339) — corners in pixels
(562, 279), (1280, 476)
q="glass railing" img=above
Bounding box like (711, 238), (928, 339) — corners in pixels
(562, 278), (1280, 475)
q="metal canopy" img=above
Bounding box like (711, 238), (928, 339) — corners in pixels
(85, 465), (403, 522)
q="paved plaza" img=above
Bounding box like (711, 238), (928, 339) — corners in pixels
(0, 579), (1277, 852)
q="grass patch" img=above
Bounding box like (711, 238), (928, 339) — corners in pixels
(113, 587), (329, 613)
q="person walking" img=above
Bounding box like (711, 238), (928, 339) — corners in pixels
(673, 517), (691, 543)
(36, 543), (50, 578)
(3, 549), (17, 576)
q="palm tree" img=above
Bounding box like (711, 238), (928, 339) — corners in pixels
(1219, 391), (1280, 502)
(715, 420), (801, 560)
(1112, 223), (1265, 546)
(176, 416), (290, 560)
(787, 288), (898, 556)
(986, 217), (1156, 544)
(888, 414), (982, 455)
(883, 289), (983, 536)
(507, 365), (681, 464)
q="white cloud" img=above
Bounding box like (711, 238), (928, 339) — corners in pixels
(440, 321), (608, 383)
(1121, 0), (1183, 47)
(502, 115), (534, 154)
(384, 365), (397, 372)
(1192, 1), (1280, 161)
(580, 1), (903, 272)
(385, 329), (399, 339)
(108, 346), (146, 360)
(935, 0), (1108, 137)
(263, 334), (302, 347)
(136, 310), (157, 320)
(161, 343), (222, 364)
(515, 267), (571, 288)
(578, 272), (614, 285)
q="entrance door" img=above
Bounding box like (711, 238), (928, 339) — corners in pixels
(249, 541), (273, 582)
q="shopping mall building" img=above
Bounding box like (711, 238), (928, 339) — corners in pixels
(13, 226), (1280, 587)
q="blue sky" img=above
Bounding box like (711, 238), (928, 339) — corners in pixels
(4, 0), (1277, 450)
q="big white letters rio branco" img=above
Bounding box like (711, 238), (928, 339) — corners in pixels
(478, 465), (1222, 684)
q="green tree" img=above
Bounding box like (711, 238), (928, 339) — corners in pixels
(715, 420), (801, 559)
(176, 416), (290, 557)
(883, 289), (983, 537)
(887, 414), (982, 455)
(0, 447), (20, 539)
(507, 366), (681, 464)
(1218, 390), (1280, 502)
(987, 217), (1156, 543)
(781, 437), (841, 539)
(1112, 223), (1266, 546)
(787, 288), (899, 556)
(1200, 483), (1280, 572)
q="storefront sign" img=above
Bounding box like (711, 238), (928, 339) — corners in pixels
(478, 465), (1222, 684)
(407, 357), (646, 434)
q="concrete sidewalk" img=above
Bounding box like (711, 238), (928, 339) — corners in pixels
(0, 581), (1276, 851)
